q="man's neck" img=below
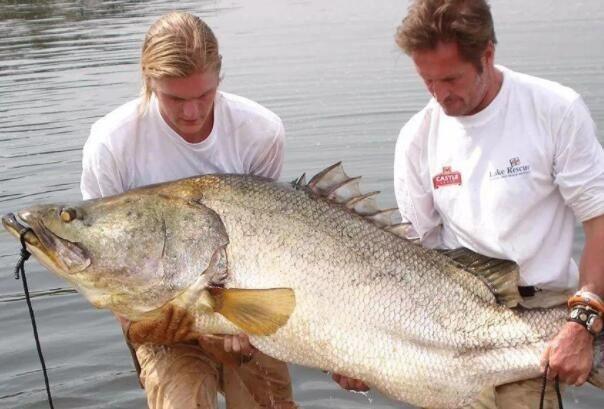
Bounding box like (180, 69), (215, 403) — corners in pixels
(471, 67), (503, 115)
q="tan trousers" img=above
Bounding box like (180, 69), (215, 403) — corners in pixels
(136, 341), (297, 409)
(469, 378), (561, 409)
(465, 289), (570, 409)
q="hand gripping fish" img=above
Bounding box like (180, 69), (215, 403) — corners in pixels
(3, 163), (603, 408)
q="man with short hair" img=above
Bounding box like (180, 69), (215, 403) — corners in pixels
(81, 11), (296, 409)
(391, 0), (604, 407)
(334, 0), (604, 407)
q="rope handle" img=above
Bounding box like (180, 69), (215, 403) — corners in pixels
(540, 363), (563, 409)
(14, 228), (55, 409)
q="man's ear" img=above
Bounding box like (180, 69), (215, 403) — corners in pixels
(482, 41), (495, 67)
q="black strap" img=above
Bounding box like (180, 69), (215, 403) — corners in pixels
(540, 363), (563, 409)
(14, 229), (55, 409)
(518, 285), (536, 297)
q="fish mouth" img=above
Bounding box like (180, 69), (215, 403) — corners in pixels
(2, 212), (90, 274)
(2, 213), (39, 245)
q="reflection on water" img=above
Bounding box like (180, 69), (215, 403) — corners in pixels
(0, 287), (76, 303)
(1, 0), (603, 408)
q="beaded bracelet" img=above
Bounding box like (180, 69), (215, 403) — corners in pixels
(567, 290), (604, 316)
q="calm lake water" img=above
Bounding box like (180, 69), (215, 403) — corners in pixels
(1, 0), (603, 408)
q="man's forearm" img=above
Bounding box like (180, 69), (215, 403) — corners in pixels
(579, 213), (604, 297)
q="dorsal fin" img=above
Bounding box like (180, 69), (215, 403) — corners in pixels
(291, 173), (307, 189)
(367, 208), (401, 227)
(345, 191), (380, 215)
(305, 163), (522, 306)
(327, 177), (362, 204)
(385, 223), (416, 239)
(308, 162), (348, 195)
(306, 163), (409, 238)
(439, 248), (522, 307)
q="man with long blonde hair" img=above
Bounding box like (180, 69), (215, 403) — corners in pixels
(81, 11), (296, 409)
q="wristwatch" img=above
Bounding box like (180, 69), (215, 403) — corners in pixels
(586, 313), (604, 336)
(568, 306), (603, 336)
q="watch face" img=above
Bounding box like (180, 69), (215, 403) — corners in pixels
(589, 316), (603, 334)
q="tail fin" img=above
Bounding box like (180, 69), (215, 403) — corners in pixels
(589, 332), (604, 388)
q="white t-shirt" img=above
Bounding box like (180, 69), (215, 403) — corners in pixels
(394, 66), (604, 290)
(81, 91), (284, 199)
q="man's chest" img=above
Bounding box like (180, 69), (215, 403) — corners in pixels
(425, 123), (556, 218)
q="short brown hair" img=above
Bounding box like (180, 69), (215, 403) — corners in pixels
(140, 12), (222, 107)
(396, 0), (496, 69)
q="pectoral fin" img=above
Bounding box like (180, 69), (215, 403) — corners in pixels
(211, 288), (295, 335)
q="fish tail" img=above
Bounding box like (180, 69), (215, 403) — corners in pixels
(589, 331), (604, 389)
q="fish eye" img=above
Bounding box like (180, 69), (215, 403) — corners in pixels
(60, 207), (78, 223)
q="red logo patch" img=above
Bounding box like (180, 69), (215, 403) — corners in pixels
(433, 166), (462, 189)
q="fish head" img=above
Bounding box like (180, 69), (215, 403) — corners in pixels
(2, 191), (229, 319)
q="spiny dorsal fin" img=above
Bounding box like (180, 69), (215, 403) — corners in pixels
(307, 163), (409, 238)
(291, 173), (307, 189)
(345, 191), (380, 215)
(327, 177), (362, 204)
(367, 208), (401, 227)
(385, 223), (416, 239)
(439, 248), (522, 307)
(308, 162), (348, 195)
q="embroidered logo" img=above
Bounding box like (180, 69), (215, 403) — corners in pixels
(433, 166), (462, 189)
(489, 157), (531, 180)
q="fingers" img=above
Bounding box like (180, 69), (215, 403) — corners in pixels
(223, 334), (233, 352)
(223, 334), (256, 357)
(331, 373), (370, 392)
(542, 323), (594, 385)
(234, 333), (245, 353)
(539, 344), (551, 374)
(574, 374), (589, 387)
(540, 344), (560, 381)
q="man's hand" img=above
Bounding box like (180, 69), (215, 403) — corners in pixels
(332, 373), (370, 392)
(198, 333), (257, 366)
(126, 304), (197, 345)
(223, 333), (256, 357)
(540, 321), (594, 386)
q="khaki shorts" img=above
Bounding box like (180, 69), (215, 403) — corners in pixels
(136, 339), (297, 409)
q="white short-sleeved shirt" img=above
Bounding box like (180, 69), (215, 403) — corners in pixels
(394, 66), (604, 290)
(81, 91), (284, 199)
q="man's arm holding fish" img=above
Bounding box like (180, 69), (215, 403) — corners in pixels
(539, 99), (604, 385)
(541, 214), (604, 386)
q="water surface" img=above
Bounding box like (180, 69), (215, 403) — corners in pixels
(1, 0), (603, 407)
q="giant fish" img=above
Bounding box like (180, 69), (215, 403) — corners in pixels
(2, 163), (603, 408)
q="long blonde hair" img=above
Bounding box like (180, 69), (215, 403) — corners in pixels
(140, 12), (221, 110)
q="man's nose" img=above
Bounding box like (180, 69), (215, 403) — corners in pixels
(182, 100), (199, 119)
(431, 82), (450, 102)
